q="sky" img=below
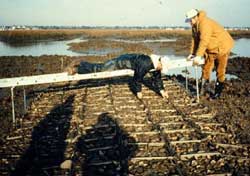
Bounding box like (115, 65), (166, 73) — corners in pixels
(0, 0), (249, 27)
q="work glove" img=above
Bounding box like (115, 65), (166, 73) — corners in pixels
(187, 54), (195, 61)
(192, 56), (203, 65)
(160, 90), (169, 99)
(136, 92), (143, 99)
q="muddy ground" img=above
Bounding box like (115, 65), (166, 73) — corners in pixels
(202, 57), (250, 143)
(0, 29), (250, 174)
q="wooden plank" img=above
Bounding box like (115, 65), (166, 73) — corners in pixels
(203, 131), (231, 136)
(88, 156), (176, 166)
(128, 142), (165, 146)
(6, 136), (23, 140)
(196, 122), (223, 126)
(131, 156), (174, 161)
(170, 140), (202, 144)
(163, 129), (195, 133)
(150, 109), (176, 112)
(159, 122), (186, 126)
(191, 113), (214, 118)
(180, 152), (221, 159)
(84, 135), (115, 142)
(0, 69), (134, 88)
(130, 131), (160, 135)
(129, 129), (195, 135)
(206, 174), (232, 176)
(128, 140), (202, 146)
(88, 161), (113, 166)
(216, 143), (250, 149)
(0, 58), (204, 88)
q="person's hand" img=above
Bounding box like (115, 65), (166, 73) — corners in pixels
(66, 61), (80, 75)
(136, 92), (143, 99)
(187, 54), (195, 61)
(192, 56), (203, 65)
(66, 66), (77, 75)
(160, 90), (169, 99)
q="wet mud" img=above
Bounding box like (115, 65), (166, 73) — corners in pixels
(200, 57), (250, 144)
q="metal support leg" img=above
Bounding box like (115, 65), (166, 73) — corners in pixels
(61, 57), (64, 71)
(11, 87), (15, 124)
(185, 67), (188, 91)
(195, 66), (199, 103)
(23, 87), (27, 114)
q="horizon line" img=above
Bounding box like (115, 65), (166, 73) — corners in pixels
(1, 25), (250, 28)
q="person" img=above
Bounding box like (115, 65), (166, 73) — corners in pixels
(185, 9), (234, 99)
(67, 53), (169, 99)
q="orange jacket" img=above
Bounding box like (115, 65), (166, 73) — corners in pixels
(190, 10), (234, 56)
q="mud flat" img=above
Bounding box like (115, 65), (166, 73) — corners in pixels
(0, 29), (84, 44)
(199, 57), (250, 144)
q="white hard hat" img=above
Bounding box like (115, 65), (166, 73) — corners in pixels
(150, 54), (161, 69)
(185, 9), (199, 22)
(160, 56), (170, 75)
(150, 54), (170, 75)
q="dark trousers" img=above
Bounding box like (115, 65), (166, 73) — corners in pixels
(77, 54), (163, 93)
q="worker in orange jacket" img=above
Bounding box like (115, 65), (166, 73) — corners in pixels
(185, 9), (234, 99)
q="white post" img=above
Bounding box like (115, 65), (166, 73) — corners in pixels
(185, 67), (188, 91)
(195, 66), (199, 103)
(23, 87), (27, 114)
(61, 57), (64, 71)
(11, 87), (16, 124)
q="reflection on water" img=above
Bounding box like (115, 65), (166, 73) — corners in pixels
(108, 38), (176, 43)
(232, 38), (250, 57)
(0, 38), (87, 56)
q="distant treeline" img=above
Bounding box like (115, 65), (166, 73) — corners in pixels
(0, 28), (250, 44)
(1, 25), (250, 30)
(1, 25), (190, 30)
